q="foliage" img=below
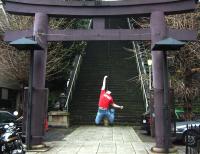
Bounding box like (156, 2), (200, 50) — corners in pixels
(45, 17), (88, 82)
(166, 7), (200, 105)
(47, 41), (86, 81)
(129, 6), (200, 108)
(0, 12), (89, 111)
(0, 41), (29, 84)
(0, 14), (89, 86)
(0, 14), (32, 86)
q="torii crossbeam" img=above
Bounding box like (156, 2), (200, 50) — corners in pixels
(3, 0), (197, 42)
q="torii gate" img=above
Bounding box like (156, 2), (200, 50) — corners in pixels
(2, 0), (197, 152)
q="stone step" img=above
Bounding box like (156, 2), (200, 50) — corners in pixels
(69, 18), (145, 125)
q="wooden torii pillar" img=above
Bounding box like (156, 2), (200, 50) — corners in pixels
(31, 13), (49, 146)
(0, 34), (3, 41)
(2, 0), (197, 152)
(150, 11), (172, 152)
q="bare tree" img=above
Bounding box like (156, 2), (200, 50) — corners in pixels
(129, 5), (200, 111)
(0, 14), (88, 84)
(166, 8), (200, 109)
(0, 13), (88, 111)
(0, 14), (32, 86)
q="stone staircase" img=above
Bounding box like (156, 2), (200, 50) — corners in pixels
(69, 18), (145, 125)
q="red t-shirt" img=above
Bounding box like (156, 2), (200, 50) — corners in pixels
(98, 90), (114, 109)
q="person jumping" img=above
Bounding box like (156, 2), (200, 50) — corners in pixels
(95, 75), (123, 125)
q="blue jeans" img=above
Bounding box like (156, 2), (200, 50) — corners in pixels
(95, 108), (115, 124)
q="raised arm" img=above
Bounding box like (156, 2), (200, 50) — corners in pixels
(101, 75), (108, 90)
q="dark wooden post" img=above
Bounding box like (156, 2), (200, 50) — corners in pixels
(150, 11), (173, 152)
(0, 34), (3, 41)
(31, 12), (48, 146)
(93, 18), (105, 29)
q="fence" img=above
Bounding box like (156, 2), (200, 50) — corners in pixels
(186, 124), (200, 154)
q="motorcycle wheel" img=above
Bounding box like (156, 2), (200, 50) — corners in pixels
(11, 147), (25, 154)
(183, 129), (198, 147)
(11, 140), (25, 154)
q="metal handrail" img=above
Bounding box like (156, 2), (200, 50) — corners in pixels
(0, 1), (9, 25)
(0, 1), (6, 15)
(127, 18), (150, 111)
(64, 19), (92, 112)
(64, 54), (82, 112)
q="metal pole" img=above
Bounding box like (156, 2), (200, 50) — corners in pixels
(163, 51), (171, 152)
(26, 50), (34, 150)
(149, 65), (152, 90)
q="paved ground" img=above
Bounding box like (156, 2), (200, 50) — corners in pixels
(27, 126), (185, 154)
(134, 129), (185, 154)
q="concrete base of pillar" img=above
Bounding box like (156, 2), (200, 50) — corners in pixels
(151, 146), (178, 154)
(26, 144), (50, 152)
(48, 111), (70, 128)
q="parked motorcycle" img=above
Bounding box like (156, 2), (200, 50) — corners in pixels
(0, 122), (25, 154)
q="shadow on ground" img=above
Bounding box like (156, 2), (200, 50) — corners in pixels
(134, 128), (155, 142)
(44, 126), (78, 142)
(134, 127), (186, 154)
(134, 127), (184, 144)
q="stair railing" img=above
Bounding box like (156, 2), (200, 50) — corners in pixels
(0, 1), (9, 25)
(127, 18), (150, 112)
(64, 55), (82, 112)
(64, 19), (92, 112)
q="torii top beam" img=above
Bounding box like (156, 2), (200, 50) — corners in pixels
(4, 0), (196, 17)
(3, 0), (197, 42)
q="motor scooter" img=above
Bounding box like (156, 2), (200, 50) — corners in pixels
(0, 122), (25, 154)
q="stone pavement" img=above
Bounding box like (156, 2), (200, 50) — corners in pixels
(27, 126), (185, 154)
(27, 126), (149, 154)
